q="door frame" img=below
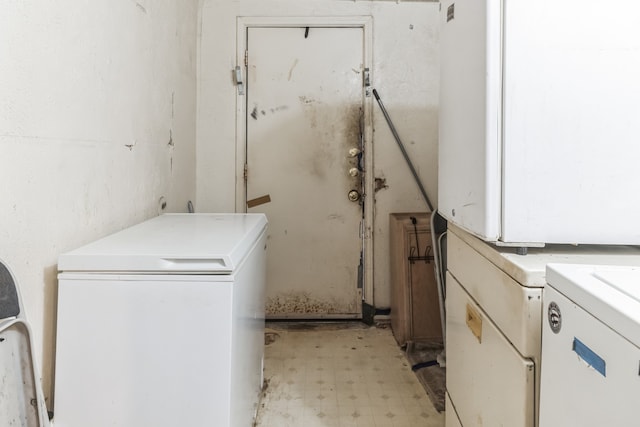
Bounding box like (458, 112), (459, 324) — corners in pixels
(235, 16), (375, 311)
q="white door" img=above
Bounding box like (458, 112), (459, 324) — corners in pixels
(245, 27), (365, 318)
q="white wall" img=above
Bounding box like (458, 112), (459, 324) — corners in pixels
(197, 0), (439, 309)
(0, 0), (199, 402)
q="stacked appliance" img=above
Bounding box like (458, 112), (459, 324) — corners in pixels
(439, 0), (640, 246)
(438, 1), (640, 426)
(444, 225), (640, 427)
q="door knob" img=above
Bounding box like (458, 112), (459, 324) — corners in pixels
(348, 190), (361, 202)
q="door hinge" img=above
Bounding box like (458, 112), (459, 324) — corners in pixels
(244, 50), (248, 67)
(235, 66), (245, 95)
(363, 68), (371, 97)
(244, 163), (248, 181)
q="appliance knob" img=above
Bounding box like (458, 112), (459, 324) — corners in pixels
(548, 302), (562, 334)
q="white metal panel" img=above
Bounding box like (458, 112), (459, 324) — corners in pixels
(230, 231), (267, 426)
(445, 392), (463, 427)
(595, 270), (640, 304)
(501, 1), (640, 244)
(546, 264), (640, 348)
(438, 0), (502, 240)
(55, 278), (235, 427)
(540, 285), (640, 426)
(58, 214), (267, 273)
(446, 273), (535, 427)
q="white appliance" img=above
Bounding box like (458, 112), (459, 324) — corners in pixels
(445, 225), (640, 427)
(438, 0), (640, 245)
(540, 264), (640, 426)
(0, 213), (268, 427)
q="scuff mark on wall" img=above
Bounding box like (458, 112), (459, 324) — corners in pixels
(135, 2), (147, 14)
(270, 105), (289, 114)
(299, 95), (315, 105)
(251, 106), (258, 120)
(288, 58), (299, 81)
(124, 140), (136, 151)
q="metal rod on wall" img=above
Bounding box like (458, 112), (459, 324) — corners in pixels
(373, 89), (434, 212)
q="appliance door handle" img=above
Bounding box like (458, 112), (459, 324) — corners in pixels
(161, 258), (229, 271)
(466, 304), (483, 343)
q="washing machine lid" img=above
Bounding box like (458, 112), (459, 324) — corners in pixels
(58, 214), (268, 274)
(546, 263), (640, 348)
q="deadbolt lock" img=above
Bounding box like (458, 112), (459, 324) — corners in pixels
(349, 168), (360, 177)
(348, 190), (361, 202)
(348, 148), (361, 157)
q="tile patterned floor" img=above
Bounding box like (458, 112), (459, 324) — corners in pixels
(255, 323), (445, 427)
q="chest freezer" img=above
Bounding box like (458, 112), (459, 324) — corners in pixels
(54, 213), (268, 427)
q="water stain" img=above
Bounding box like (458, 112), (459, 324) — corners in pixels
(299, 96), (316, 105)
(375, 177), (389, 192)
(266, 292), (357, 316)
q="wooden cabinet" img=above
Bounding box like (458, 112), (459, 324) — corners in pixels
(389, 213), (442, 346)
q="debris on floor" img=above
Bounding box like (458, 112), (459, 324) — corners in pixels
(405, 340), (446, 412)
(256, 322), (444, 427)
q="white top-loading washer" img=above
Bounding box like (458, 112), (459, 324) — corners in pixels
(540, 264), (640, 426)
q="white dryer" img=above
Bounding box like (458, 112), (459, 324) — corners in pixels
(540, 264), (640, 426)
